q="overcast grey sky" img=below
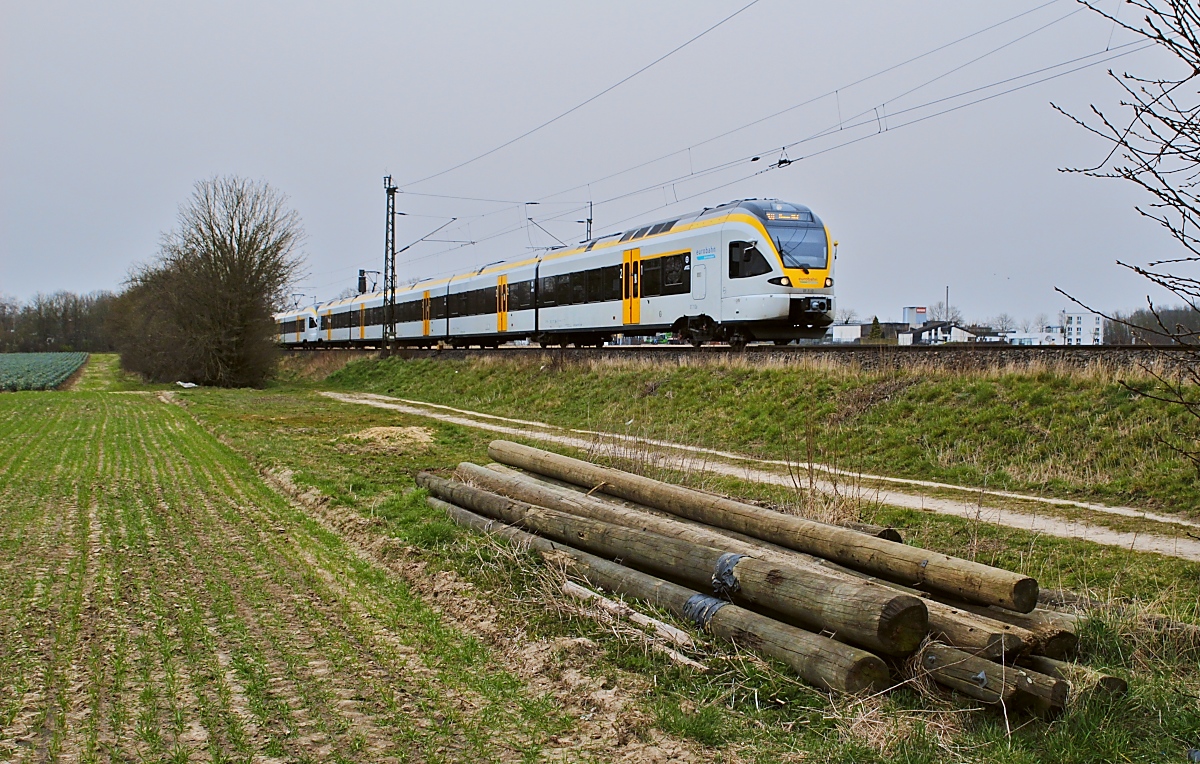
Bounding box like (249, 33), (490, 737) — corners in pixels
(0, 0), (1182, 322)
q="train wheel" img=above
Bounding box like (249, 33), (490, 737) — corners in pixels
(773, 339), (791, 346)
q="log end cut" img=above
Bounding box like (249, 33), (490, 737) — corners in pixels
(1037, 632), (1080, 661)
(878, 594), (931, 657)
(1009, 577), (1040, 614)
(980, 630), (1029, 662)
(845, 655), (892, 695)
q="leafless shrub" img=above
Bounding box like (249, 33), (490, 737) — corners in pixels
(110, 176), (305, 387)
(1056, 0), (1200, 470)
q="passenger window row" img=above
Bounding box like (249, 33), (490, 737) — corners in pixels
(316, 250), (692, 328)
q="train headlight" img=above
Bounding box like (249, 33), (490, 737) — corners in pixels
(824, 277), (834, 288)
(767, 276), (791, 287)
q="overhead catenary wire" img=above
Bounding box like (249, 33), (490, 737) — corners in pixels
(399, 0), (765, 189)
(390, 0), (1083, 266)
(592, 36), (1160, 230)
(526, 0), (1070, 208)
(388, 34), (1155, 289)
(308, 5), (1141, 299)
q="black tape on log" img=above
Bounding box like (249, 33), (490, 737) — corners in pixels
(682, 594), (728, 629)
(711, 553), (744, 598)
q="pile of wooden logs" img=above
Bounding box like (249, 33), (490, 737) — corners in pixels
(419, 440), (1126, 715)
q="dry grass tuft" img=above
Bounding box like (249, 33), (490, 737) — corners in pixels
(345, 425), (435, 452)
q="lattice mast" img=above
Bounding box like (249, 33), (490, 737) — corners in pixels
(382, 175), (398, 355)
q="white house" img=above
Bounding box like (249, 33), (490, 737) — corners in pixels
(1062, 312), (1103, 345)
(898, 322), (976, 345)
(828, 323), (865, 343)
(1002, 329), (1063, 346)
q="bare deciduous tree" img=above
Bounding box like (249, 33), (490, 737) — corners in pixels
(835, 307), (858, 324)
(992, 313), (1016, 333)
(1057, 0), (1200, 470)
(111, 176), (305, 387)
(929, 300), (963, 324)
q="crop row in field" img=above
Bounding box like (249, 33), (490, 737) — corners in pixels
(0, 352), (88, 391)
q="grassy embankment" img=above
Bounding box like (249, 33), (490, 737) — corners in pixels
(326, 354), (1200, 514)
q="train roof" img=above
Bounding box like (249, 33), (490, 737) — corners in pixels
(281, 198), (819, 318)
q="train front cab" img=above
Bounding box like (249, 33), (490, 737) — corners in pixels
(718, 202), (834, 344)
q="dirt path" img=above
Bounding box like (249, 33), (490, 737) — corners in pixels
(322, 391), (1200, 563)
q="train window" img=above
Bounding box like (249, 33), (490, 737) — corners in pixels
(430, 295), (446, 320)
(585, 268), (604, 303)
(661, 253), (691, 295)
(308, 317), (317, 329)
(601, 265), (622, 301)
(641, 259), (661, 297)
(729, 241), (772, 279)
(510, 280), (530, 310)
(555, 274), (572, 305)
(538, 276), (557, 307)
(570, 272), (586, 304)
(465, 288), (483, 316)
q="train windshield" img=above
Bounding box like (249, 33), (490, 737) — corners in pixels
(767, 224), (827, 270)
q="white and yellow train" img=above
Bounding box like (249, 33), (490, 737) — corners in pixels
(275, 198), (835, 350)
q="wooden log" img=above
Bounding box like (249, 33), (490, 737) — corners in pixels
(427, 496), (890, 693)
(488, 440), (1039, 612)
(1010, 665), (1070, 719)
(918, 645), (1023, 704)
(484, 463), (904, 542)
(945, 601), (1079, 660)
(1018, 655), (1128, 696)
(561, 581), (694, 648)
(418, 472), (928, 656)
(463, 462), (1025, 660)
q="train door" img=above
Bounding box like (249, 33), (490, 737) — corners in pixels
(622, 248), (641, 325)
(422, 290), (431, 336)
(359, 305), (366, 340)
(324, 311), (332, 342)
(692, 264), (707, 300)
(496, 275), (509, 332)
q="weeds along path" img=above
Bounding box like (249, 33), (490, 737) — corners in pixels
(322, 391), (1200, 563)
(0, 393), (599, 762)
